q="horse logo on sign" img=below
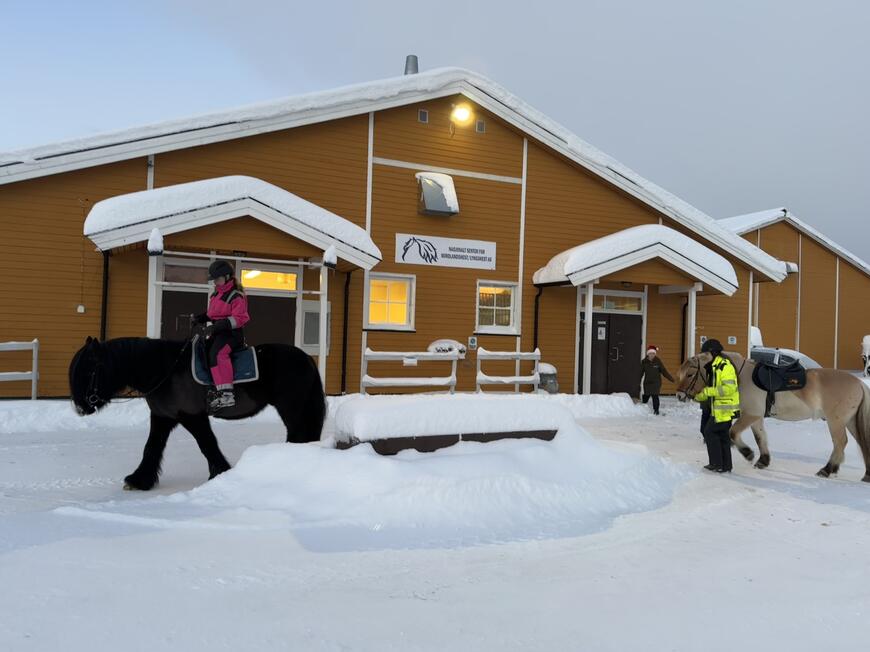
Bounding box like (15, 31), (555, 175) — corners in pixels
(401, 236), (438, 264)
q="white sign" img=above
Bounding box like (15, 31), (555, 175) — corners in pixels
(727, 336), (737, 345)
(395, 233), (496, 270)
(597, 326), (607, 340)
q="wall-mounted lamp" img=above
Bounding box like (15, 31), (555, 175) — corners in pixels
(450, 103), (473, 125)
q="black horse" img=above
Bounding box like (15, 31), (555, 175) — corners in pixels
(69, 336), (326, 490)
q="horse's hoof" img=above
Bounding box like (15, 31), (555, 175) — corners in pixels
(862, 474), (870, 483)
(739, 447), (754, 461)
(123, 483), (133, 491)
(754, 454), (770, 469)
(816, 468), (831, 478)
(754, 461), (768, 469)
(123, 473), (156, 491)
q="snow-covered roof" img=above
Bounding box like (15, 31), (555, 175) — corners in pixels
(84, 176), (381, 269)
(533, 224), (739, 295)
(1, 67), (785, 281)
(720, 208), (870, 278)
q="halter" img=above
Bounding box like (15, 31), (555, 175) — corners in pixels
(83, 340), (191, 406)
(683, 357), (708, 397)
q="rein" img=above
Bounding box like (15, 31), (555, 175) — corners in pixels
(86, 340), (191, 406)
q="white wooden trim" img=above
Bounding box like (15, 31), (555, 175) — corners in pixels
(686, 285), (698, 358)
(641, 284), (648, 398)
(747, 271), (753, 357)
(834, 258), (840, 368)
(88, 199), (380, 270)
(364, 272), (416, 331)
(372, 156), (522, 185)
(796, 233), (802, 350)
(573, 286), (582, 394)
(565, 243), (738, 296)
(318, 264), (328, 383)
(146, 154), (154, 189)
(146, 255), (161, 338)
(0, 339), (38, 399)
(582, 282), (595, 394)
(515, 137), (528, 388)
(365, 112), (374, 233)
(360, 111), (375, 393)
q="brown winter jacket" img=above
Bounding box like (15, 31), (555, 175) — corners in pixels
(640, 356), (674, 394)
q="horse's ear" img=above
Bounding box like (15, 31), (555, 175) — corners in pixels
(85, 336), (93, 345)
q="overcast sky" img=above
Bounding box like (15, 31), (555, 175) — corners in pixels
(3, 0), (868, 258)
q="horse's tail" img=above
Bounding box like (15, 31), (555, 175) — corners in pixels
(853, 382), (870, 479)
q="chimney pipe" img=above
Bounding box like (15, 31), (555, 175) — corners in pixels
(404, 54), (419, 75)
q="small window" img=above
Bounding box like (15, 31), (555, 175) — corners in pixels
(477, 282), (518, 334)
(299, 300), (330, 356)
(163, 260), (208, 284)
(475, 119), (486, 133)
(367, 274), (415, 330)
(415, 171), (459, 216)
(418, 108), (429, 124)
(239, 269), (297, 292)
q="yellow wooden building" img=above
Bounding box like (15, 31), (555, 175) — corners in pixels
(1, 65), (861, 398)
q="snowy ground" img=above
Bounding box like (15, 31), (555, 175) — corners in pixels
(1, 395), (869, 651)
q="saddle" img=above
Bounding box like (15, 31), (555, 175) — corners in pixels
(751, 360), (807, 417)
(191, 334), (259, 386)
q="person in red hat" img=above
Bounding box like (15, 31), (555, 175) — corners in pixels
(639, 345), (674, 415)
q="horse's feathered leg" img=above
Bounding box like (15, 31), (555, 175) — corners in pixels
(177, 413), (231, 479)
(817, 419), (849, 478)
(750, 421), (771, 468)
(729, 413), (759, 463)
(124, 414), (178, 490)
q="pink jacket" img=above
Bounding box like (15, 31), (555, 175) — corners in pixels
(207, 280), (250, 330)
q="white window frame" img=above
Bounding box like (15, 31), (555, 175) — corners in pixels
(578, 288), (644, 315)
(364, 272), (416, 331)
(476, 280), (519, 335)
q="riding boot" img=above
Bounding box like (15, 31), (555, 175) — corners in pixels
(208, 387), (236, 413)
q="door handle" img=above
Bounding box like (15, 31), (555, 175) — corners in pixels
(610, 346), (620, 362)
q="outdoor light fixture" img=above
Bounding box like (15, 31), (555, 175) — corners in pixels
(450, 103), (473, 125)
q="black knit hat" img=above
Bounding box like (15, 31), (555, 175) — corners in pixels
(207, 260), (234, 280)
(700, 338), (723, 355)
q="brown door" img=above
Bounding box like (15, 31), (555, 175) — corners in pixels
(161, 290), (207, 340)
(244, 295), (296, 346)
(578, 313), (643, 397)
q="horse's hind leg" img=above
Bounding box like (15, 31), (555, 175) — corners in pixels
(729, 413), (761, 463)
(750, 421), (772, 469)
(125, 414), (178, 490)
(817, 419), (849, 478)
(178, 413), (232, 480)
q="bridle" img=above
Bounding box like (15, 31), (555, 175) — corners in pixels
(83, 340), (191, 407)
(681, 357), (708, 398)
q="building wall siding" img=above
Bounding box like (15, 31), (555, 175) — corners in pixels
(798, 236), (837, 367)
(836, 260), (870, 370)
(754, 222), (800, 349)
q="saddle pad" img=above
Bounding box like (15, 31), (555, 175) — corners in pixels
(191, 335), (259, 386)
(751, 360), (807, 394)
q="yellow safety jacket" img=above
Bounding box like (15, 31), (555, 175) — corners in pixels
(694, 354), (740, 422)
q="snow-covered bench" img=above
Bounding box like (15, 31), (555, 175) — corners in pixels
(333, 394), (570, 455)
(475, 347), (541, 392)
(361, 348), (460, 394)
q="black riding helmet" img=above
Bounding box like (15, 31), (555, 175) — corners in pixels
(207, 260), (234, 281)
(701, 338), (724, 355)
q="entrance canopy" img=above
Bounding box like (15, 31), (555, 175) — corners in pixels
(532, 224), (739, 296)
(83, 175), (382, 269)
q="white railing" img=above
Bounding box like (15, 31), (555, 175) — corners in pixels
(362, 348), (460, 394)
(0, 339), (39, 399)
(475, 347), (541, 393)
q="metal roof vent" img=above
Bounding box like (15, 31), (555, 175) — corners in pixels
(404, 54), (419, 75)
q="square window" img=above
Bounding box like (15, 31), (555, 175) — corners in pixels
(476, 283), (517, 334)
(367, 274), (414, 330)
(475, 119), (486, 133)
(418, 108), (429, 124)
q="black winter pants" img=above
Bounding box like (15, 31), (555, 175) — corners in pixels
(642, 394), (660, 414)
(703, 417), (733, 471)
(207, 329), (245, 368)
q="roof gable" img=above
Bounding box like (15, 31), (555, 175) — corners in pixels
(1, 67), (785, 282)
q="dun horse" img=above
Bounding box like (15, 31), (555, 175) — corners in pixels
(676, 352), (870, 482)
(69, 336), (326, 490)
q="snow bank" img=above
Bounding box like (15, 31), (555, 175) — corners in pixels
(93, 419), (686, 550)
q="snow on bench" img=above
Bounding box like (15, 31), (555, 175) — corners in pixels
(361, 348), (459, 394)
(334, 393), (574, 455)
(475, 347), (540, 392)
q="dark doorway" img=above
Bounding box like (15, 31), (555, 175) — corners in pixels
(245, 295), (296, 346)
(161, 290), (207, 341)
(578, 313), (643, 397)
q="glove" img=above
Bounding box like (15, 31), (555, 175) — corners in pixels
(694, 388), (710, 402)
(202, 324), (215, 339)
(212, 318), (231, 334)
(193, 313), (209, 325)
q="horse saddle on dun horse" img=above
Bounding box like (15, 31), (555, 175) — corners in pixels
(752, 360), (807, 417)
(190, 334), (259, 386)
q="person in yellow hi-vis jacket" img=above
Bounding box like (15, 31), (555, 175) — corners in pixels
(694, 338), (740, 473)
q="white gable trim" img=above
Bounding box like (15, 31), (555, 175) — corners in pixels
(563, 243), (738, 296)
(88, 198), (380, 270)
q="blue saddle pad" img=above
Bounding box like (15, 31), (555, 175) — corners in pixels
(191, 335), (259, 386)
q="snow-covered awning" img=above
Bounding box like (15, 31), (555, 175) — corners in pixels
(83, 176), (381, 269)
(533, 224), (739, 295)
